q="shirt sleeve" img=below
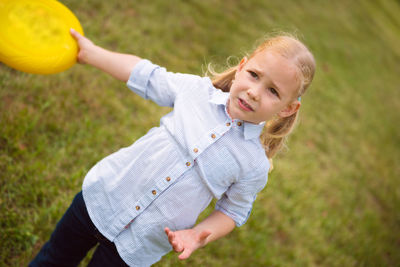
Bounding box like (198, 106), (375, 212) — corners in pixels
(126, 59), (203, 107)
(215, 164), (269, 227)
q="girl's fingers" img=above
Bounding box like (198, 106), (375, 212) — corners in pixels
(164, 227), (184, 253)
(164, 227), (172, 238)
(167, 232), (175, 243)
(172, 240), (183, 252)
(70, 28), (86, 44)
(69, 28), (79, 40)
(165, 228), (181, 251)
(178, 248), (193, 260)
(164, 227), (170, 235)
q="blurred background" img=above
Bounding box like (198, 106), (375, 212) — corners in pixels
(1, 0), (399, 266)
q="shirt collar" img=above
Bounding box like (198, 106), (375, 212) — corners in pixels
(209, 89), (265, 140)
(209, 88), (228, 105)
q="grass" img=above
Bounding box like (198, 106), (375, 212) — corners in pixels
(1, 0), (400, 266)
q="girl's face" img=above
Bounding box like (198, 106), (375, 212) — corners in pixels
(228, 51), (301, 124)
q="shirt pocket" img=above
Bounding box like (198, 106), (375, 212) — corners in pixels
(202, 146), (241, 191)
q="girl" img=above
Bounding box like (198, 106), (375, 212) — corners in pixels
(30, 29), (315, 267)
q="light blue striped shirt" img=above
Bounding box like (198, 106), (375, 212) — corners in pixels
(82, 59), (269, 266)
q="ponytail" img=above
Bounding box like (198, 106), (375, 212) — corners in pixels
(260, 111), (298, 169)
(207, 64), (237, 92)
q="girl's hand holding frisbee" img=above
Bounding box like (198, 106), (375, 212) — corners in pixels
(69, 29), (142, 82)
(0, 0), (83, 74)
(69, 28), (95, 64)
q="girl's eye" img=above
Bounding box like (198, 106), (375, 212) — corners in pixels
(269, 87), (279, 97)
(248, 71), (258, 79)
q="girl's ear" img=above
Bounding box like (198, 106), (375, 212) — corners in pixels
(278, 100), (301, 118)
(237, 57), (248, 72)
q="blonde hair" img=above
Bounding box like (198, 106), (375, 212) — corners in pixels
(208, 34), (316, 167)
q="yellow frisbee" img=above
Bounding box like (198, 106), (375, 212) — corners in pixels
(0, 0), (84, 74)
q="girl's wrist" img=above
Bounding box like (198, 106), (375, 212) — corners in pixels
(193, 227), (211, 247)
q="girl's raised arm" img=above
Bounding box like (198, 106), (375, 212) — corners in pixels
(70, 29), (141, 82)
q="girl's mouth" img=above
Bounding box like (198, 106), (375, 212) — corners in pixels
(238, 98), (254, 111)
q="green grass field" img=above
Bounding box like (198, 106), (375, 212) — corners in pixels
(1, 0), (399, 266)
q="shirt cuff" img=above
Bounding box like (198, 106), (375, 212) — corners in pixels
(215, 201), (251, 227)
(126, 59), (159, 100)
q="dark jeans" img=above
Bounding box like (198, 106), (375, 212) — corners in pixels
(30, 191), (129, 267)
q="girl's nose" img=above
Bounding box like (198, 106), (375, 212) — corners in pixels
(247, 88), (260, 101)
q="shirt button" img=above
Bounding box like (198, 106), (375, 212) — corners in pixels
(166, 176), (171, 182)
(226, 122), (231, 126)
(211, 133), (216, 139)
(152, 190), (157, 195)
(193, 148), (199, 153)
(136, 205), (140, 210)
(186, 161), (191, 166)
(237, 122), (242, 126)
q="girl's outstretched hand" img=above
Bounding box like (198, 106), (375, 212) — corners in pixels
(164, 227), (211, 260)
(69, 28), (95, 64)
(68, 28), (141, 82)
